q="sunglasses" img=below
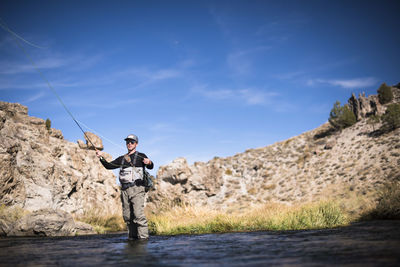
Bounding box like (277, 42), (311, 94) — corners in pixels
(126, 140), (136, 144)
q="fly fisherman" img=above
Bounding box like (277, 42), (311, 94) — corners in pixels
(96, 134), (153, 240)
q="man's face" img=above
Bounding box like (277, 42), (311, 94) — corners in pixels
(126, 139), (137, 152)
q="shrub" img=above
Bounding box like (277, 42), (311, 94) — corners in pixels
(367, 182), (400, 220)
(377, 83), (393, 104)
(381, 103), (400, 130)
(329, 101), (357, 130)
(45, 118), (51, 131)
(367, 115), (380, 131)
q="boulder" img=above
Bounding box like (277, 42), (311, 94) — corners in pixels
(74, 221), (97, 235)
(7, 209), (95, 237)
(158, 157), (192, 184)
(50, 128), (64, 139)
(84, 132), (103, 151)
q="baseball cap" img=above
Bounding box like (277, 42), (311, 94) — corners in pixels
(124, 134), (138, 142)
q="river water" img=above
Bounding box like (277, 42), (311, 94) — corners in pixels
(1, 221), (399, 266)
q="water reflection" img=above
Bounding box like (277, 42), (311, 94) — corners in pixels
(0, 221), (399, 266)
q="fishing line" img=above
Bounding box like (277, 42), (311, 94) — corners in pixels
(0, 17), (46, 49)
(0, 17), (148, 166)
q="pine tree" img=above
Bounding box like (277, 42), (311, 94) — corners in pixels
(377, 83), (393, 104)
(381, 103), (400, 130)
(329, 101), (357, 130)
(45, 118), (51, 131)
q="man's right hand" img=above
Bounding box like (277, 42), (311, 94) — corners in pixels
(95, 149), (102, 158)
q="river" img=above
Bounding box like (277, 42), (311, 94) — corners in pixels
(1, 221), (399, 266)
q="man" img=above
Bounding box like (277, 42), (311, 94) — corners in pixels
(96, 134), (153, 240)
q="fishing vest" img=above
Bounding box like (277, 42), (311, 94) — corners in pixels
(119, 152), (144, 184)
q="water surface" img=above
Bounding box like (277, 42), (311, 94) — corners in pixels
(1, 221), (399, 266)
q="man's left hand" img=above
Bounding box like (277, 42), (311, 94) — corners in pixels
(143, 158), (151, 165)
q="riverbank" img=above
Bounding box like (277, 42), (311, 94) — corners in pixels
(147, 182), (399, 235)
(1, 182), (398, 237)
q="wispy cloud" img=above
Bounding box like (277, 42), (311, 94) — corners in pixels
(120, 67), (182, 81)
(209, 7), (232, 38)
(255, 17), (308, 37)
(227, 46), (270, 75)
(149, 123), (178, 132)
(64, 97), (140, 109)
(0, 57), (68, 74)
(193, 85), (277, 106)
(307, 77), (378, 89)
(21, 90), (46, 103)
(0, 77), (49, 90)
(0, 39), (107, 75)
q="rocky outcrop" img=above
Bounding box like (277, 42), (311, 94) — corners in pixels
(76, 132), (104, 150)
(348, 92), (385, 121)
(84, 132), (104, 151)
(0, 101), (121, 222)
(6, 209), (95, 237)
(147, 85), (400, 211)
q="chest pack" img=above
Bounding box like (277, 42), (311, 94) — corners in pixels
(118, 152), (154, 192)
(119, 152), (142, 184)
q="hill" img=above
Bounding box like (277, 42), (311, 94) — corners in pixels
(147, 84), (400, 213)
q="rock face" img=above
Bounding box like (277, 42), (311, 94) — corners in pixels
(0, 101), (121, 218)
(147, 85), (400, 211)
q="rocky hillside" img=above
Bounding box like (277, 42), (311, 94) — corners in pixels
(147, 84), (400, 211)
(0, 101), (121, 216)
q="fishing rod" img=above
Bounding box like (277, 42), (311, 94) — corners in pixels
(0, 18), (149, 167)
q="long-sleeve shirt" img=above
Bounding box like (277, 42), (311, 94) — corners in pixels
(100, 152), (154, 170)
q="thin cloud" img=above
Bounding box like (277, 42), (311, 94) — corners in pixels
(0, 57), (67, 74)
(150, 123), (178, 132)
(21, 91), (46, 103)
(0, 79), (48, 90)
(227, 46), (270, 75)
(120, 67), (182, 81)
(65, 97), (140, 109)
(307, 77), (378, 89)
(193, 85), (277, 106)
(209, 7), (231, 38)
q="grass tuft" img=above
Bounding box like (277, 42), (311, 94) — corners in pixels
(148, 201), (348, 235)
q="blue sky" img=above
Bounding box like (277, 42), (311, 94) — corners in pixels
(1, 0), (399, 174)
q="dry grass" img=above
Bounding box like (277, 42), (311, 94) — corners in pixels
(148, 180), (400, 236)
(360, 182), (400, 220)
(0, 205), (27, 224)
(74, 209), (126, 234)
(148, 201), (348, 235)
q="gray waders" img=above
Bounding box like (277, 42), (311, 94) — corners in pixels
(119, 152), (149, 240)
